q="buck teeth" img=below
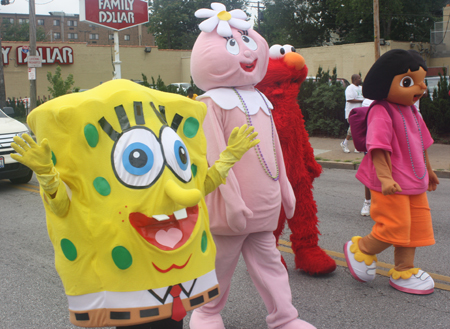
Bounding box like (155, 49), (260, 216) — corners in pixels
(152, 208), (187, 221)
(174, 208), (187, 220)
(153, 214), (170, 221)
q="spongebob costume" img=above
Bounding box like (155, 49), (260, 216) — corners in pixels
(11, 79), (258, 327)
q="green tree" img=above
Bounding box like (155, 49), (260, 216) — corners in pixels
(300, 67), (347, 137)
(1, 22), (46, 41)
(325, 0), (446, 44)
(260, 0), (330, 48)
(421, 69), (450, 138)
(46, 66), (75, 98)
(148, 0), (247, 49)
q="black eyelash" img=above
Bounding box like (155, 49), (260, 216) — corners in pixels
(223, 36), (232, 41)
(238, 30), (248, 36)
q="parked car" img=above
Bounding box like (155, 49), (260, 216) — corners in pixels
(169, 82), (191, 92)
(424, 76), (449, 100)
(0, 107), (33, 184)
(305, 76), (350, 87)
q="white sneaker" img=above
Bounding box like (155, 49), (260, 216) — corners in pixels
(389, 269), (434, 295)
(340, 141), (350, 153)
(361, 201), (371, 216)
(354, 149), (360, 153)
(344, 237), (377, 282)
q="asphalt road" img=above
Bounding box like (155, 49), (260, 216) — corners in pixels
(1, 169), (449, 329)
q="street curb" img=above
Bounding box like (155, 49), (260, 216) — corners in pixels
(317, 161), (450, 179)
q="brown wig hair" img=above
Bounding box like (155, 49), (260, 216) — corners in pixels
(362, 49), (427, 100)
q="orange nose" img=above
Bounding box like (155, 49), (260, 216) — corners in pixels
(284, 52), (305, 71)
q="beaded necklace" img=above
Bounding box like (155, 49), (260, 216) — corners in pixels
(233, 87), (279, 181)
(397, 105), (426, 180)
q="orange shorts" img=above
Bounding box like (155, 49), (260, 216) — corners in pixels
(370, 190), (435, 247)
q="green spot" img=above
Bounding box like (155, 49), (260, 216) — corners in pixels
(201, 231), (208, 253)
(51, 151), (57, 165)
(61, 239), (77, 261)
(84, 124), (99, 148)
(93, 177), (111, 196)
(183, 117), (199, 138)
(112, 246), (132, 270)
(191, 164), (197, 177)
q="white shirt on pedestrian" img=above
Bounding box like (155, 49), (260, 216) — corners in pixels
(345, 84), (364, 119)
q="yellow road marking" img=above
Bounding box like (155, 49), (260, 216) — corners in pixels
(12, 185), (40, 193)
(278, 239), (450, 292)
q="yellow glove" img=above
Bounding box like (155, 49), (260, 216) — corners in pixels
(10, 134), (53, 175)
(11, 134), (59, 196)
(215, 124), (260, 179)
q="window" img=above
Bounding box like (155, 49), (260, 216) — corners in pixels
(68, 33), (78, 39)
(2, 18), (14, 24)
(53, 32), (61, 39)
(124, 35), (130, 41)
(89, 33), (99, 40)
(37, 19), (44, 26)
(67, 20), (78, 27)
(109, 34), (114, 40)
(18, 18), (29, 24)
(53, 19), (60, 26)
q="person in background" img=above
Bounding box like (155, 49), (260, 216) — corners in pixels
(360, 97), (374, 217)
(341, 74), (364, 153)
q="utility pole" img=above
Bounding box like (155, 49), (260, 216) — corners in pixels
(29, 0), (37, 113)
(0, 1), (9, 109)
(257, 1), (261, 33)
(373, 0), (381, 60)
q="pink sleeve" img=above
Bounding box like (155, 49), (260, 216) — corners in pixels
(366, 105), (393, 156)
(201, 98), (252, 224)
(273, 128), (296, 219)
(417, 112), (434, 150)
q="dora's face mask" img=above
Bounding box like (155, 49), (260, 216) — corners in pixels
(386, 67), (427, 106)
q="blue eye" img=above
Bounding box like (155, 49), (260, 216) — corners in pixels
(161, 127), (192, 183)
(174, 140), (188, 171)
(122, 142), (154, 176)
(113, 127), (164, 188)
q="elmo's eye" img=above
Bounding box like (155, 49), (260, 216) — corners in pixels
(161, 127), (192, 183)
(282, 44), (296, 54)
(241, 35), (257, 50)
(269, 44), (284, 59)
(113, 127), (164, 188)
(400, 76), (414, 88)
(226, 38), (240, 55)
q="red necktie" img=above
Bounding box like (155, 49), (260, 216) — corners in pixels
(169, 285), (186, 321)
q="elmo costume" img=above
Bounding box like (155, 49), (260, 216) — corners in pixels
(256, 45), (336, 275)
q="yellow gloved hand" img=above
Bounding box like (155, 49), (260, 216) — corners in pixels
(225, 124), (260, 160)
(214, 124), (260, 180)
(10, 133), (54, 175)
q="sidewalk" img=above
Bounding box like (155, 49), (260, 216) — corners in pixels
(309, 137), (450, 179)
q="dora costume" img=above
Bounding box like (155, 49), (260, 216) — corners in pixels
(344, 49), (440, 295)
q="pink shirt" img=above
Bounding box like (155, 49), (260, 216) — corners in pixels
(356, 102), (433, 195)
(201, 93), (295, 236)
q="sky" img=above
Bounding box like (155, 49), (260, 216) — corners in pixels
(0, 0), (80, 16)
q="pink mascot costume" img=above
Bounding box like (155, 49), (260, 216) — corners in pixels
(256, 45), (336, 275)
(189, 3), (315, 329)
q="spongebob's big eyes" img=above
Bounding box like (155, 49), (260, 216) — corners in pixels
(113, 127), (164, 188)
(226, 38), (240, 55)
(241, 35), (257, 50)
(161, 127), (192, 183)
(400, 76), (414, 88)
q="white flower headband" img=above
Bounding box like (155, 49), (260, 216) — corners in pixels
(195, 2), (251, 37)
